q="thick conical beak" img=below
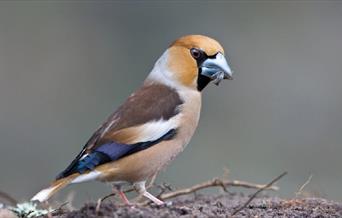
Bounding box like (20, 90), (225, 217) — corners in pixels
(200, 52), (233, 85)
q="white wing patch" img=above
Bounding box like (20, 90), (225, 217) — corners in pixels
(129, 115), (181, 144)
(71, 171), (102, 184)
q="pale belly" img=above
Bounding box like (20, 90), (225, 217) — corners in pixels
(96, 137), (186, 183)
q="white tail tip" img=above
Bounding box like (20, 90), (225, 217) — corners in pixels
(31, 187), (55, 202)
(31, 171), (101, 202)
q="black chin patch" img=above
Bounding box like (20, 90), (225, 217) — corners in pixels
(195, 53), (218, 91)
(197, 73), (211, 91)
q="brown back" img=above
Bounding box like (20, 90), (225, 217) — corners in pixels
(85, 83), (183, 151)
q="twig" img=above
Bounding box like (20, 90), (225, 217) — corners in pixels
(137, 177), (279, 205)
(159, 178), (227, 201)
(95, 198), (102, 214)
(0, 191), (17, 206)
(158, 177), (278, 201)
(231, 172), (288, 216)
(156, 183), (173, 198)
(51, 202), (69, 216)
(147, 173), (158, 188)
(96, 174), (280, 207)
(99, 192), (116, 203)
(295, 174), (313, 197)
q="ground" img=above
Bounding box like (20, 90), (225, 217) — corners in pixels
(55, 194), (342, 218)
(1, 175), (341, 217)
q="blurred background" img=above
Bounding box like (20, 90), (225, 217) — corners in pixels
(0, 1), (342, 206)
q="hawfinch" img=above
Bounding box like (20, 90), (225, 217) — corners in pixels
(31, 35), (233, 205)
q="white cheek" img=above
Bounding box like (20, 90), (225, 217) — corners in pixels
(148, 50), (174, 83)
(147, 50), (194, 92)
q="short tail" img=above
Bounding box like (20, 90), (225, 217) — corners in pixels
(31, 174), (78, 202)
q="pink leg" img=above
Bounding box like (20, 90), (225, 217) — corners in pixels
(112, 184), (131, 205)
(118, 191), (130, 205)
(134, 181), (164, 205)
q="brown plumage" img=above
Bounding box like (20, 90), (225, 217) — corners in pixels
(88, 83), (183, 147)
(31, 34), (233, 205)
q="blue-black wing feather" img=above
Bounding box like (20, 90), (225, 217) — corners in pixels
(56, 129), (176, 179)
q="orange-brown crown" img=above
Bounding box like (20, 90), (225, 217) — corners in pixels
(170, 35), (224, 56)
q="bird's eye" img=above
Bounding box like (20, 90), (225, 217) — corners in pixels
(190, 48), (202, 59)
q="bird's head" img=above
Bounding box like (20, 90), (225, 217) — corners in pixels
(148, 35), (233, 91)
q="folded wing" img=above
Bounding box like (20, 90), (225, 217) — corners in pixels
(56, 83), (183, 179)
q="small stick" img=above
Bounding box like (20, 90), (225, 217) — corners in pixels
(95, 198), (102, 214)
(231, 172), (288, 216)
(295, 174), (313, 197)
(99, 193), (116, 203)
(98, 175), (280, 206)
(138, 177), (280, 205)
(156, 183), (173, 198)
(0, 191), (17, 206)
(147, 173), (158, 189)
(158, 177), (279, 201)
(51, 202), (69, 216)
